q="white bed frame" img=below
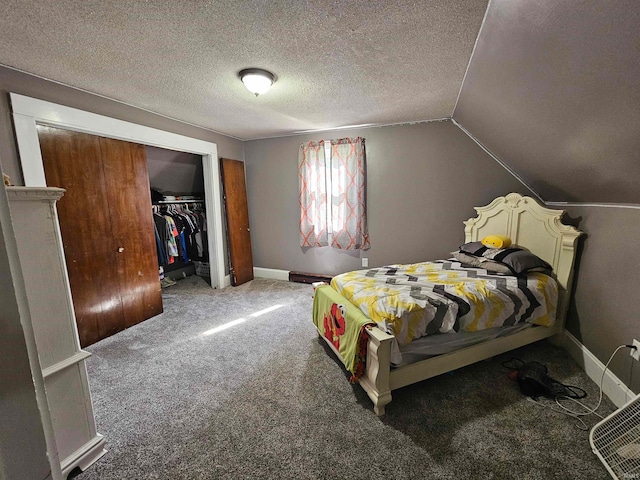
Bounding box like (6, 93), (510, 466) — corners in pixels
(322, 193), (583, 416)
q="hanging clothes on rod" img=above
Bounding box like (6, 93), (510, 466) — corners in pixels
(153, 206), (171, 267)
(151, 199), (208, 269)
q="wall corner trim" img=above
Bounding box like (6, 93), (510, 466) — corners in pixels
(253, 267), (290, 281)
(545, 201), (640, 211)
(451, 0), (493, 117)
(451, 119), (544, 203)
(563, 331), (635, 408)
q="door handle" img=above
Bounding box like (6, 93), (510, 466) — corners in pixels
(118, 247), (125, 253)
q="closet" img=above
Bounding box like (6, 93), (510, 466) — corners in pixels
(38, 126), (163, 347)
(146, 146), (210, 284)
(35, 127), (212, 347)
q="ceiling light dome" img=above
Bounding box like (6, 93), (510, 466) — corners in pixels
(239, 68), (276, 96)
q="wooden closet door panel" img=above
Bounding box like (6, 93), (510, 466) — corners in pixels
(99, 138), (163, 327)
(38, 125), (125, 346)
(221, 158), (253, 286)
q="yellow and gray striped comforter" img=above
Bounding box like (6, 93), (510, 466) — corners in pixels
(331, 260), (557, 356)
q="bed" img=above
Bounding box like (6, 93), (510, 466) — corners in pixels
(312, 193), (583, 416)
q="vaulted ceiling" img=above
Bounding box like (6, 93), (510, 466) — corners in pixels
(454, 0), (640, 204)
(1, 0), (638, 204)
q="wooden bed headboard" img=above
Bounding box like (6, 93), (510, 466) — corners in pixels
(464, 193), (583, 327)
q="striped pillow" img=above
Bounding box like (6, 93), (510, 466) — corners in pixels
(458, 242), (552, 275)
(452, 251), (514, 275)
(459, 241), (488, 257)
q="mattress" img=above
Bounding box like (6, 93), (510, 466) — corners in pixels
(331, 260), (558, 365)
(393, 323), (534, 367)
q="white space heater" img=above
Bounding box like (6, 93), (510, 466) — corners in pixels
(591, 394), (640, 479)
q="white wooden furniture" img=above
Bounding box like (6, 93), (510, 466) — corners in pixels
(7, 186), (106, 478)
(319, 193), (583, 415)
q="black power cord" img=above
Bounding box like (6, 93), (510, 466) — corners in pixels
(505, 345), (638, 430)
(502, 357), (587, 399)
(540, 345), (635, 430)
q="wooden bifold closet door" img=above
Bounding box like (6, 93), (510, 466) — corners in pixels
(38, 125), (163, 347)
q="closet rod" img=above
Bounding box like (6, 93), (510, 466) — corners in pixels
(156, 199), (203, 204)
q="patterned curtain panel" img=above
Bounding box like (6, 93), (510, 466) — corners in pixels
(330, 137), (370, 250)
(298, 141), (328, 247)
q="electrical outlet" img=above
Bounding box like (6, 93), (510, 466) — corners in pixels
(361, 257), (369, 268)
(631, 339), (640, 361)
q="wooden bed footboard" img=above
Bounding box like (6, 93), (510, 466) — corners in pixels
(360, 323), (561, 416)
(314, 321), (395, 416)
(358, 327), (394, 416)
(319, 320), (561, 417)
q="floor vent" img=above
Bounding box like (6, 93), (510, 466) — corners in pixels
(288, 271), (333, 284)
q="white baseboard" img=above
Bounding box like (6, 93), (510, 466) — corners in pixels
(563, 331), (636, 408)
(223, 275), (231, 287)
(253, 267), (290, 281)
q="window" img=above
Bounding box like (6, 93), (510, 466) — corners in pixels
(298, 137), (370, 250)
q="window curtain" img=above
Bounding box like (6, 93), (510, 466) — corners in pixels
(298, 141), (328, 247)
(298, 137), (370, 250)
(329, 137), (370, 250)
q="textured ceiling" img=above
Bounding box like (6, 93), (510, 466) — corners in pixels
(0, 0), (488, 140)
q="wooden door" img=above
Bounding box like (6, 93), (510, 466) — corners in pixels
(220, 158), (253, 285)
(38, 126), (162, 346)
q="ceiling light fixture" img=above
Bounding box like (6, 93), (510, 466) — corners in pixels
(239, 68), (276, 96)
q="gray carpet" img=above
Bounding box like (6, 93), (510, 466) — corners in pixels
(74, 276), (614, 479)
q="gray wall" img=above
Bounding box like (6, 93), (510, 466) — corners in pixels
(454, 0), (640, 204)
(244, 120), (533, 276)
(0, 65), (244, 186)
(145, 146), (204, 196)
(564, 205), (640, 392)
